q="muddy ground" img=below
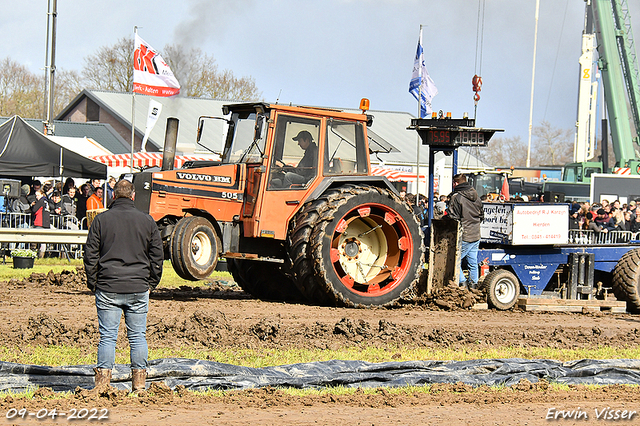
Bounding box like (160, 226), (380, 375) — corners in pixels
(2, 268), (640, 425)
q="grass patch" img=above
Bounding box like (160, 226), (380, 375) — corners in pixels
(154, 260), (232, 288)
(0, 259), (232, 289)
(2, 345), (640, 368)
(0, 257), (84, 281)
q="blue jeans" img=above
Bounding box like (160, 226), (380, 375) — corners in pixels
(459, 239), (480, 285)
(95, 289), (149, 370)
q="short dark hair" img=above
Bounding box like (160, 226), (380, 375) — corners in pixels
(452, 173), (467, 184)
(113, 179), (135, 199)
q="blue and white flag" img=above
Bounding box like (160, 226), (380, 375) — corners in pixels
(409, 28), (438, 118)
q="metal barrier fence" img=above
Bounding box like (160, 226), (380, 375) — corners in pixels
(568, 229), (640, 245)
(0, 212), (84, 258)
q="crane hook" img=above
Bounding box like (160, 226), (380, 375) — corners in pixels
(472, 74), (482, 103)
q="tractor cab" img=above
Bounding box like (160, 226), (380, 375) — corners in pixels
(196, 102), (373, 240)
(266, 113), (370, 190)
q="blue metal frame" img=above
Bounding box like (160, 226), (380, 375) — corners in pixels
(478, 245), (637, 295)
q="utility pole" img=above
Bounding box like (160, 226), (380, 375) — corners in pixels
(43, 0), (58, 136)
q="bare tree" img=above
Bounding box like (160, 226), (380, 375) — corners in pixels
(0, 57), (89, 119)
(54, 69), (83, 113)
(476, 135), (529, 168)
(82, 37), (134, 92)
(531, 121), (573, 166)
(82, 38), (262, 101)
(163, 44), (261, 100)
(0, 57), (43, 118)
(162, 45), (217, 98)
(210, 69), (260, 100)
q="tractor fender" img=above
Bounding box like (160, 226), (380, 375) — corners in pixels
(306, 176), (398, 202)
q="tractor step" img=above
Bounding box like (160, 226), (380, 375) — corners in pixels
(516, 296), (627, 314)
(224, 252), (284, 263)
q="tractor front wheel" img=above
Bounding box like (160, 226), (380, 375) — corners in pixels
(170, 216), (219, 281)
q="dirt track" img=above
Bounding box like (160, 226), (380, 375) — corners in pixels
(2, 268), (640, 425)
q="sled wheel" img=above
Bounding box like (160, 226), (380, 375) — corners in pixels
(170, 216), (219, 281)
(291, 185), (424, 307)
(482, 269), (520, 310)
(612, 248), (640, 313)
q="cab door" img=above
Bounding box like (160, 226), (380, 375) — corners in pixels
(255, 113), (323, 240)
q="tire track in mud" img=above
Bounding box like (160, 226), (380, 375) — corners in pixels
(2, 269), (640, 352)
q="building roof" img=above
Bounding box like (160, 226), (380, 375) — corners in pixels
(0, 116), (130, 155)
(56, 90), (223, 155)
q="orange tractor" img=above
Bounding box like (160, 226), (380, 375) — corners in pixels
(130, 100), (425, 307)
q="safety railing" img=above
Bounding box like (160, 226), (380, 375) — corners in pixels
(0, 213), (85, 258)
(568, 229), (639, 245)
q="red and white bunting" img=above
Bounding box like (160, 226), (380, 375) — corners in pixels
(370, 166), (426, 182)
(90, 153), (214, 169)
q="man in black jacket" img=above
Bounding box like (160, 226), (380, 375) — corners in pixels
(447, 173), (484, 289)
(84, 179), (163, 392)
(283, 130), (318, 187)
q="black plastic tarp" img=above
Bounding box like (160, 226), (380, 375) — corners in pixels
(0, 116), (106, 179)
(1, 358), (640, 393)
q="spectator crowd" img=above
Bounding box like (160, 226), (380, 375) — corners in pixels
(398, 185), (640, 236)
(4, 176), (118, 257)
(568, 199), (640, 233)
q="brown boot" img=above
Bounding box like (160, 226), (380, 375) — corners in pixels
(131, 369), (147, 393)
(93, 367), (112, 388)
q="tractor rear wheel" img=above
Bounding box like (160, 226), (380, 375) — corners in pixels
(612, 248), (640, 313)
(227, 258), (303, 302)
(289, 185), (424, 307)
(482, 269), (520, 310)
(170, 216), (219, 281)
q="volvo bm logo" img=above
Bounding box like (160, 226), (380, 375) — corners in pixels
(176, 172), (231, 184)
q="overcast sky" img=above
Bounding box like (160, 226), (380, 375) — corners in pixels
(3, 0), (640, 143)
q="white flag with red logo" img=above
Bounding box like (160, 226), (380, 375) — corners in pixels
(133, 34), (180, 97)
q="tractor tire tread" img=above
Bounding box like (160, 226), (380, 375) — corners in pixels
(612, 248), (640, 313)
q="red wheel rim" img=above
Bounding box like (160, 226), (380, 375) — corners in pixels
(329, 202), (415, 297)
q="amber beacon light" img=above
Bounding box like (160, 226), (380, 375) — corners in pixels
(359, 98), (370, 113)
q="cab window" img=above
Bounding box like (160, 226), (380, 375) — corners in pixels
(268, 115), (321, 189)
(224, 112), (267, 164)
(324, 119), (368, 175)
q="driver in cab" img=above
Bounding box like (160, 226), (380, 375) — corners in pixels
(279, 130), (318, 187)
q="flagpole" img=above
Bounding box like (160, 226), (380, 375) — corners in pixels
(131, 26), (138, 173)
(131, 93), (135, 173)
(526, 0), (540, 168)
(415, 25), (422, 197)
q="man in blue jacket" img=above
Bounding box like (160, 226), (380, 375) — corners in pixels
(84, 179), (163, 392)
